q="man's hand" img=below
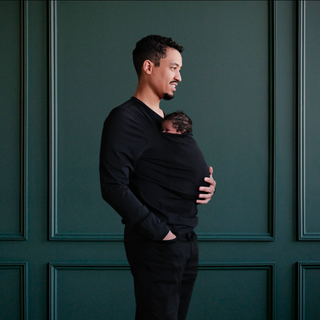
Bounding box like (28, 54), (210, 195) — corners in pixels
(197, 166), (216, 204)
(162, 230), (176, 241)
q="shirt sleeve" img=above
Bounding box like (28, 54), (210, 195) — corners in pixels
(99, 107), (170, 240)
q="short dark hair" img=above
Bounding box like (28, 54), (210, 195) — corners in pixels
(132, 35), (184, 77)
(164, 111), (192, 133)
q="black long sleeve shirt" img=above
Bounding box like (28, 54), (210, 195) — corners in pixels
(99, 97), (209, 241)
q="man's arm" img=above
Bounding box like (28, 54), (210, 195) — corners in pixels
(196, 166), (216, 204)
(163, 166), (216, 240)
(99, 108), (170, 241)
(162, 166), (216, 240)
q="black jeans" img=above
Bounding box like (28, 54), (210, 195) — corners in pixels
(124, 231), (199, 320)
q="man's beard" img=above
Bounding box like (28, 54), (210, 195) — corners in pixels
(163, 93), (175, 101)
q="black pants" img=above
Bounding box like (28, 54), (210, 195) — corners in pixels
(124, 231), (199, 320)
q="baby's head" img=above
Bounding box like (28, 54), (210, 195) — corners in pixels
(161, 111), (192, 134)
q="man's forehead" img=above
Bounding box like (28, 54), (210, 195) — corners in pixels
(165, 48), (182, 59)
(166, 57), (182, 67)
(159, 48), (182, 67)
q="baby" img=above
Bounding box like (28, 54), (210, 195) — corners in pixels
(161, 111), (192, 134)
(159, 109), (210, 213)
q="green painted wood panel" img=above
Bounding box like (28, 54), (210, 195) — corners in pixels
(189, 263), (275, 320)
(298, 0), (320, 240)
(0, 263), (28, 320)
(298, 263), (320, 320)
(0, 0), (27, 239)
(49, 263), (134, 320)
(1, 1), (320, 319)
(49, 0), (274, 241)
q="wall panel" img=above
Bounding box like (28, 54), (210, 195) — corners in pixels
(197, 0), (276, 241)
(49, 263), (134, 320)
(0, 263), (28, 320)
(0, 0), (28, 240)
(298, 262), (320, 320)
(49, 262), (275, 320)
(1, 1), (318, 319)
(49, 0), (275, 241)
(298, 0), (320, 240)
(188, 263), (275, 320)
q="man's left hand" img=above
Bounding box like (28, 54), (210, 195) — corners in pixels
(197, 166), (216, 204)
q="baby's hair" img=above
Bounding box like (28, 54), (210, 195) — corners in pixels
(164, 111), (192, 133)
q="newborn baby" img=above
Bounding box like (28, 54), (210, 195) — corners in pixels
(162, 111), (192, 134)
(158, 110), (210, 228)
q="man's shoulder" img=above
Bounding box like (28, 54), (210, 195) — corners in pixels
(109, 98), (133, 113)
(108, 98), (143, 120)
(103, 98), (149, 132)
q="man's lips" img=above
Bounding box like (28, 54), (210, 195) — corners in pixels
(170, 82), (178, 91)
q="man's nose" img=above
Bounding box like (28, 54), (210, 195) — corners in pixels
(175, 71), (182, 82)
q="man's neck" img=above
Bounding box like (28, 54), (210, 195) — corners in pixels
(133, 90), (164, 118)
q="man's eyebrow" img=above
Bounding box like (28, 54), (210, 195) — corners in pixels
(170, 62), (182, 68)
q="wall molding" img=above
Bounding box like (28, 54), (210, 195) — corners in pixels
(297, 262), (320, 319)
(0, 262), (28, 320)
(0, 0), (28, 241)
(49, 0), (276, 242)
(198, 231), (275, 242)
(297, 0), (307, 240)
(49, 262), (275, 320)
(20, 0), (28, 240)
(49, 1), (115, 242)
(49, 262), (130, 320)
(297, 0), (320, 240)
(198, 262), (276, 320)
(49, 0), (58, 241)
(199, 0), (276, 242)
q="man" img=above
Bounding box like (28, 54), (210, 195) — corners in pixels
(100, 35), (216, 320)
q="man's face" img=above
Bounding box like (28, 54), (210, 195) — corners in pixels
(161, 120), (182, 134)
(150, 48), (182, 100)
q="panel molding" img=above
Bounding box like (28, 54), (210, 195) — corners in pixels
(49, 1), (118, 241)
(49, 262), (275, 320)
(297, 0), (306, 240)
(49, 0), (276, 242)
(49, 262), (130, 320)
(198, 0), (276, 242)
(0, 0), (28, 240)
(297, 262), (320, 320)
(198, 262), (276, 320)
(0, 262), (28, 320)
(198, 232), (274, 242)
(49, 0), (58, 241)
(297, 0), (320, 240)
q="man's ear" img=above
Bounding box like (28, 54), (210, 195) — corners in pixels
(142, 60), (153, 75)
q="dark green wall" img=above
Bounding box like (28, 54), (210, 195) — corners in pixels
(1, 1), (320, 319)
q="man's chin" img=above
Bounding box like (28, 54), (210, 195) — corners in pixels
(163, 93), (175, 101)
